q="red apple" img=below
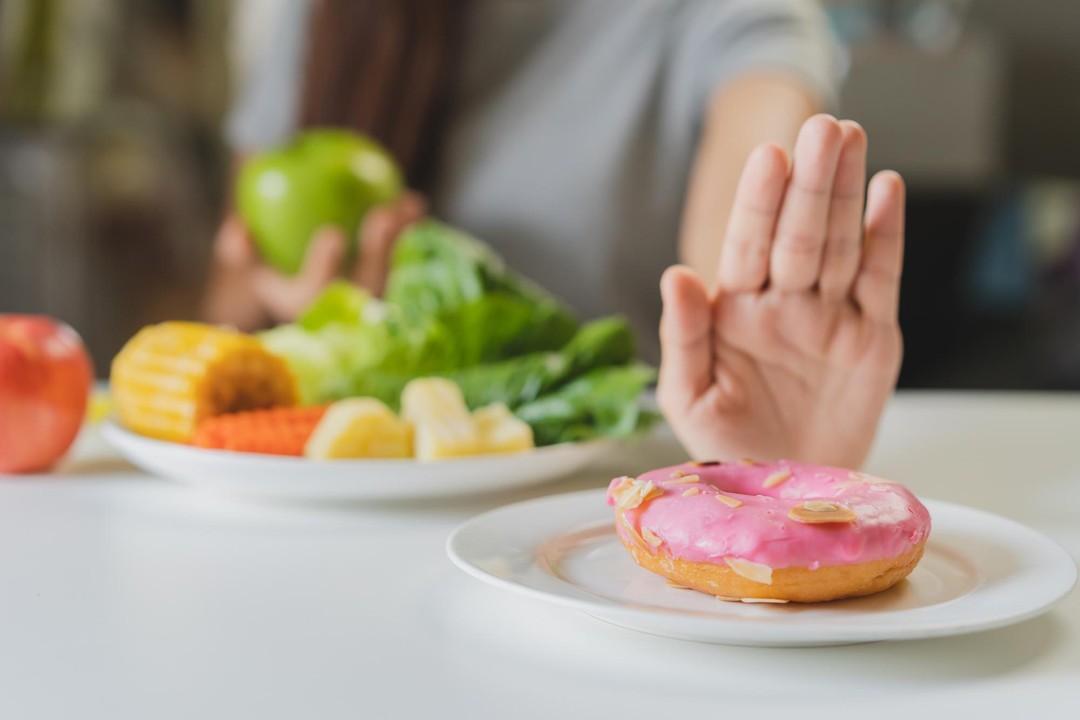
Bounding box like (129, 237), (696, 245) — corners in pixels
(0, 315), (94, 473)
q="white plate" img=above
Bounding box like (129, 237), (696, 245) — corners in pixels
(448, 489), (1077, 647)
(100, 421), (610, 500)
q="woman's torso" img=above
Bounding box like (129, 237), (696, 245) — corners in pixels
(228, 0), (839, 360)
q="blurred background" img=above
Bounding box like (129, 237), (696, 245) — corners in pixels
(3, 0), (1080, 388)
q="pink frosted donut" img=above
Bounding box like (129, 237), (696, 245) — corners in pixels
(606, 459), (931, 603)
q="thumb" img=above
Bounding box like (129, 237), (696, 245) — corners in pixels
(657, 265), (714, 412)
(214, 215), (258, 267)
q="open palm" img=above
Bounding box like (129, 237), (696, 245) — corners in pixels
(658, 115), (905, 468)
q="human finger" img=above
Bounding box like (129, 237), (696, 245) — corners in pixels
(853, 170), (905, 323)
(818, 120), (868, 301)
(251, 227), (346, 322)
(716, 144), (789, 293)
(395, 190), (427, 224)
(353, 192), (427, 295)
(657, 265), (714, 414)
(297, 226), (347, 289)
(353, 206), (397, 295)
(214, 214), (258, 268)
(769, 114), (843, 291)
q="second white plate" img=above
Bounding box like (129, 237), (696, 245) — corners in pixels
(101, 421), (610, 500)
(448, 489), (1077, 647)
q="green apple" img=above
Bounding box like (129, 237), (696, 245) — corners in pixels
(237, 129), (403, 275)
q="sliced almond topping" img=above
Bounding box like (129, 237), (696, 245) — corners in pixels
(609, 476), (635, 499)
(640, 481), (664, 504)
(614, 478), (663, 510)
(715, 493), (743, 508)
(848, 470), (892, 484)
(682, 487), (702, 497)
(787, 501), (858, 524)
(737, 458), (759, 466)
(740, 597), (789, 604)
(665, 473), (701, 485)
(762, 469), (792, 488)
(640, 527), (663, 547)
(669, 470), (687, 479)
(619, 514), (648, 549)
(724, 557), (773, 585)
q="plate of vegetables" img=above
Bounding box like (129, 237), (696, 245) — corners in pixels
(102, 221), (656, 499)
(99, 422), (613, 500)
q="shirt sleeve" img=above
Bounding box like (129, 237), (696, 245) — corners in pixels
(224, 0), (312, 153)
(684, 0), (847, 114)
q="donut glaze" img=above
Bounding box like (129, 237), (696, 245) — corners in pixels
(606, 460), (931, 602)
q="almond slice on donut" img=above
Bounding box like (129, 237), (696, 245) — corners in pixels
(666, 473), (701, 485)
(737, 458), (759, 466)
(724, 557), (773, 585)
(714, 493), (743, 508)
(641, 528), (664, 548)
(613, 479), (663, 510)
(848, 471), (891, 484)
(618, 514), (648, 549)
(739, 597), (789, 604)
(787, 501), (858, 524)
(762, 469), (792, 488)
(609, 475), (635, 496)
(837, 471), (899, 490)
(715, 594), (787, 604)
(682, 487), (702, 497)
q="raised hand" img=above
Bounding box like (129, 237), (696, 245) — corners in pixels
(657, 115), (905, 468)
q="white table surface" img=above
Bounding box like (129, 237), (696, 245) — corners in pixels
(1, 391), (1078, 720)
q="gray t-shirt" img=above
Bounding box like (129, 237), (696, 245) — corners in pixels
(228, 0), (842, 361)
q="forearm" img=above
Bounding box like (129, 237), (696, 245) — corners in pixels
(679, 73), (821, 284)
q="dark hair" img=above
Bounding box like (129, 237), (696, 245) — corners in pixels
(299, 0), (466, 190)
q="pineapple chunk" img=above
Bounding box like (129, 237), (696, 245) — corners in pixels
(401, 378), (481, 460)
(304, 398), (412, 459)
(473, 403), (534, 455)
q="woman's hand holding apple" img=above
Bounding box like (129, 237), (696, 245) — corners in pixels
(204, 129), (423, 329)
(206, 192), (425, 329)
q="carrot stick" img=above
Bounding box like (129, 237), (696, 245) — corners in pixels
(193, 406), (328, 456)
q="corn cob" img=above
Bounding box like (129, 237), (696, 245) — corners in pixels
(473, 403), (534, 455)
(111, 322), (297, 442)
(193, 405), (327, 456)
(304, 398), (412, 459)
(400, 378), (481, 460)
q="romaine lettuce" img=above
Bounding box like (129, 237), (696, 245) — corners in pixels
(259, 221), (656, 445)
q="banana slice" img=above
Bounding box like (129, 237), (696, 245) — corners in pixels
(473, 403), (534, 455)
(401, 378), (481, 460)
(304, 398), (412, 459)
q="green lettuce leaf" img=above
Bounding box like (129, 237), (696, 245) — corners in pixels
(386, 220), (578, 359)
(515, 364), (659, 446)
(349, 316), (638, 415)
